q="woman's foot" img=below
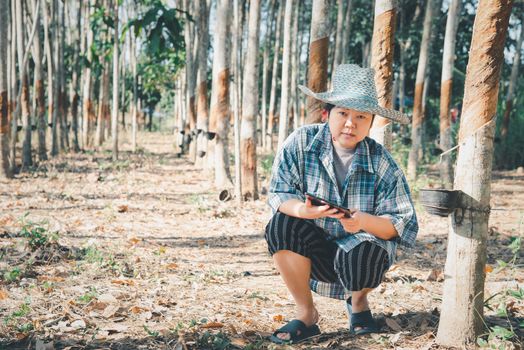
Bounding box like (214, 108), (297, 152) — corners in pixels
(349, 293), (371, 333)
(275, 307), (319, 341)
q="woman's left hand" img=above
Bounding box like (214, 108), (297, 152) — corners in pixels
(339, 209), (365, 234)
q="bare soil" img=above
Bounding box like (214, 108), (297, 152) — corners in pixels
(0, 132), (522, 349)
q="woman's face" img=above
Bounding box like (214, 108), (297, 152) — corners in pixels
(326, 107), (374, 150)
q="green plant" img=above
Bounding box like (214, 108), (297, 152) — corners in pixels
(4, 303), (31, 326)
(196, 331), (231, 350)
(143, 324), (159, 337)
(3, 267), (21, 282)
(77, 287), (98, 304)
(18, 214), (58, 251)
(260, 153), (275, 179)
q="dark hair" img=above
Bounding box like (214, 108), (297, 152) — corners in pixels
(323, 103), (375, 124)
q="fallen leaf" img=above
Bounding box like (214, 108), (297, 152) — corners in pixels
(102, 323), (128, 334)
(35, 339), (55, 350)
(166, 263), (178, 270)
(70, 319), (86, 329)
(117, 205), (128, 213)
(37, 276), (65, 282)
(98, 294), (118, 304)
(201, 321), (224, 329)
(129, 237), (140, 245)
(385, 318), (402, 332)
(0, 289), (8, 300)
(425, 268), (443, 282)
(389, 332), (402, 345)
(102, 304), (120, 318)
(230, 338), (248, 347)
(485, 265), (493, 273)
(111, 279), (135, 286)
(130, 305), (149, 314)
(273, 314), (284, 322)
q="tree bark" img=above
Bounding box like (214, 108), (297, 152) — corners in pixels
(290, 0), (300, 131)
(111, 0), (119, 161)
(305, 0), (330, 124)
(232, 0), (242, 202)
(195, 0), (209, 168)
(341, 0), (354, 63)
(183, 0), (197, 163)
(261, 0), (275, 149)
(0, 0), (11, 178)
(500, 13), (523, 139)
(436, 1), (513, 346)
(241, 0), (261, 200)
(81, 2), (94, 149)
(439, 0), (461, 188)
(332, 0), (345, 69)
(277, 0), (294, 150)
(96, 60), (110, 147)
(369, 0), (397, 150)
(210, 0), (233, 189)
(266, 3), (283, 151)
(407, 0), (434, 181)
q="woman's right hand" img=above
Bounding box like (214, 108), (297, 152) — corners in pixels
(299, 197), (345, 220)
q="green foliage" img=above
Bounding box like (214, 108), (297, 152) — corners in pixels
(3, 267), (22, 283)
(259, 153), (275, 179)
(4, 302), (31, 327)
(143, 324), (160, 337)
(18, 214), (59, 251)
(77, 287), (98, 304)
(196, 331), (231, 350)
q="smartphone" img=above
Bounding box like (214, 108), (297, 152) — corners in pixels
(305, 192), (352, 218)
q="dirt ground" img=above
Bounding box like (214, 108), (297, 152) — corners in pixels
(0, 132), (522, 350)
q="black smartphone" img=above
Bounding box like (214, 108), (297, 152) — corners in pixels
(305, 192), (352, 218)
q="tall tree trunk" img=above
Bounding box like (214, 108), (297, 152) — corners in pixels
(195, 0), (209, 168)
(210, 0), (233, 189)
(81, 2), (94, 149)
(369, 0), (397, 150)
(183, 0), (197, 163)
(111, 0), (119, 161)
(266, 3), (283, 151)
(58, 0), (68, 152)
(15, 0), (32, 168)
(407, 0), (434, 181)
(439, 0), (461, 188)
(260, 0), (275, 149)
(436, 1), (513, 346)
(9, 1), (17, 173)
(291, 0), (300, 131)
(500, 13), (523, 139)
(0, 0), (11, 178)
(305, 0), (330, 124)
(232, 0), (242, 202)
(131, 14), (138, 153)
(241, 0), (260, 200)
(68, 0), (81, 153)
(341, 0), (353, 63)
(96, 60), (109, 147)
(50, 0), (59, 156)
(332, 0), (345, 69)
(277, 0), (294, 150)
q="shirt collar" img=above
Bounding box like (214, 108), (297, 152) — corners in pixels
(305, 123), (375, 174)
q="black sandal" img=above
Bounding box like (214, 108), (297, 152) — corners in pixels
(346, 302), (381, 335)
(269, 319), (321, 344)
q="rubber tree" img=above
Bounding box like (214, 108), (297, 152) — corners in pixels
(407, 0), (434, 181)
(369, 0), (397, 150)
(332, 0), (345, 69)
(0, 0), (11, 178)
(183, 0), (197, 162)
(436, 0), (513, 346)
(341, 0), (353, 64)
(210, 0), (233, 189)
(195, 0), (209, 168)
(266, 3), (282, 151)
(305, 0), (330, 124)
(111, 0), (119, 161)
(260, 0), (275, 149)
(500, 13), (523, 139)
(277, 0), (294, 150)
(81, 2), (94, 149)
(439, 0), (461, 188)
(240, 0), (261, 200)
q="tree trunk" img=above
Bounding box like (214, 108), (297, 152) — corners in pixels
(0, 0), (11, 178)
(184, 0), (197, 163)
(194, 0), (209, 167)
(332, 0), (345, 69)
(341, 0), (353, 63)
(241, 0), (260, 200)
(96, 60), (109, 147)
(500, 13), (523, 139)
(369, 0), (397, 150)
(111, 0), (119, 161)
(439, 0), (461, 188)
(277, 0), (294, 150)
(30, 0), (47, 161)
(266, 3), (283, 151)
(291, 0), (300, 132)
(68, 0), (81, 153)
(232, 0), (242, 202)
(210, 0), (233, 189)
(58, 0), (68, 152)
(305, 0), (330, 124)
(436, 1), (512, 346)
(260, 0), (275, 149)
(407, 0), (434, 181)
(81, 2), (94, 149)
(9, 1), (17, 173)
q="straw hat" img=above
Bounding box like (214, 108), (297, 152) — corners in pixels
(298, 64), (410, 124)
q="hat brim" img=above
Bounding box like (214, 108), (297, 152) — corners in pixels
(298, 85), (411, 125)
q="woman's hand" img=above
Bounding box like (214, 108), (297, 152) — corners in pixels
(299, 197), (345, 220)
(339, 209), (365, 233)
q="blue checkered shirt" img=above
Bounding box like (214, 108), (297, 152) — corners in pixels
(268, 123), (418, 300)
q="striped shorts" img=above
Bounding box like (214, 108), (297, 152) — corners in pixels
(265, 212), (389, 291)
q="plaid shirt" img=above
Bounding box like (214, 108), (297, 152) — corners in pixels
(268, 123), (418, 300)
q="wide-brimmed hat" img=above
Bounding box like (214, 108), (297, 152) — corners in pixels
(298, 64), (410, 124)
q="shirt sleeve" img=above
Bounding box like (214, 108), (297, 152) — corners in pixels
(267, 136), (304, 213)
(374, 169), (419, 248)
